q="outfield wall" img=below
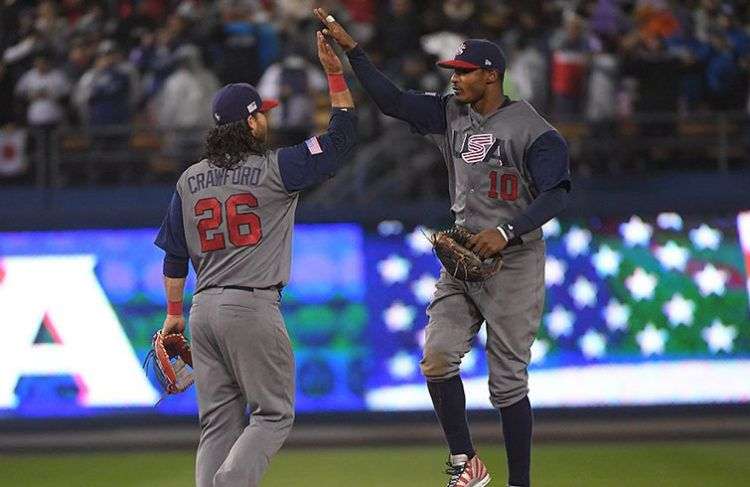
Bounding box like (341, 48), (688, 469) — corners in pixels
(1, 210), (748, 421)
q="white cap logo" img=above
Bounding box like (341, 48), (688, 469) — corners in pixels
(456, 42), (466, 56)
(485, 59), (492, 66)
(247, 101), (258, 114)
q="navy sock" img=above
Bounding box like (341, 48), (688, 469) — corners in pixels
(500, 396), (532, 487)
(427, 375), (475, 458)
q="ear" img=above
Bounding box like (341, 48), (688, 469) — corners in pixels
(485, 69), (499, 84)
(246, 114), (257, 136)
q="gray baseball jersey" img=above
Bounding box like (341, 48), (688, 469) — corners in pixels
(177, 152), (297, 293)
(427, 99), (556, 243)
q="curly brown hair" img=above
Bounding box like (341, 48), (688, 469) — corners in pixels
(203, 120), (267, 169)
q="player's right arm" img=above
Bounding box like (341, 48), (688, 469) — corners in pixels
(276, 30), (358, 192)
(314, 7), (446, 136)
(154, 189), (189, 334)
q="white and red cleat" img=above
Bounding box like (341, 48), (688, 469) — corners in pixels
(444, 454), (491, 487)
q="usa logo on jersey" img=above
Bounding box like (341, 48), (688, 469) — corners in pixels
(460, 133), (497, 164)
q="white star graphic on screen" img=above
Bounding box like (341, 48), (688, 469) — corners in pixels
(654, 241), (690, 271)
(689, 224), (722, 251)
(406, 226), (434, 254)
(662, 293), (695, 327)
(569, 276), (597, 308)
(625, 267), (658, 301)
(388, 351), (418, 380)
(460, 349), (478, 372)
(619, 215), (653, 247)
(383, 301), (417, 332)
(701, 319), (738, 353)
(377, 220), (404, 236)
(377, 254), (411, 284)
(656, 212), (684, 231)
(530, 339), (549, 364)
(411, 274), (438, 304)
(578, 329), (607, 359)
(592, 245), (622, 277)
(545, 305), (575, 338)
(694, 264), (728, 297)
(636, 323), (668, 356)
(545, 256), (567, 287)
(415, 328), (427, 348)
(603, 299), (630, 331)
(542, 218), (561, 238)
(564, 226), (592, 257)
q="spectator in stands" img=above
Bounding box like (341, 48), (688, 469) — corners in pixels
(705, 29), (745, 111)
(74, 41), (132, 126)
(374, 0), (422, 73)
(34, 1), (68, 59)
(622, 32), (682, 121)
(14, 51), (70, 186)
(665, 19), (711, 113)
(549, 12), (594, 117)
(257, 45), (326, 146)
(212, 0), (279, 85)
(73, 41), (134, 183)
(510, 33), (549, 113)
(154, 44), (219, 166)
(0, 62), (19, 127)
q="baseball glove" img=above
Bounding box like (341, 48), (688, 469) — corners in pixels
(146, 330), (194, 394)
(430, 226), (502, 281)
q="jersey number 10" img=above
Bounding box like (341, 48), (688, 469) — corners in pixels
(487, 171), (518, 201)
(195, 193), (262, 252)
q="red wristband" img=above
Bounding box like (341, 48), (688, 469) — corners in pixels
(327, 73), (347, 94)
(167, 301), (183, 316)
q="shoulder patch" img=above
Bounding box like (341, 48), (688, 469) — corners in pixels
(304, 136), (323, 155)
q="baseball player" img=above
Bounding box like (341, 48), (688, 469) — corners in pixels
(316, 8), (570, 487)
(154, 32), (356, 487)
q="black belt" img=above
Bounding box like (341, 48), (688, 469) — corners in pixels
(200, 284), (282, 293)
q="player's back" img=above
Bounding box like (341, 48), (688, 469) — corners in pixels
(177, 151), (297, 292)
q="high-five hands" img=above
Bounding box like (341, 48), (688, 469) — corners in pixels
(316, 31), (343, 74)
(314, 7), (358, 51)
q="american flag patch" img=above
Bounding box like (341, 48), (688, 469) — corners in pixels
(305, 136), (323, 155)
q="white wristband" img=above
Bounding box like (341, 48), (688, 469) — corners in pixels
(496, 225), (509, 241)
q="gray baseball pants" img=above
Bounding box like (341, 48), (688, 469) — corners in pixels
(190, 287), (295, 487)
(420, 239), (546, 408)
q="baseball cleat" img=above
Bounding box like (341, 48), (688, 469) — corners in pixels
(444, 454), (491, 487)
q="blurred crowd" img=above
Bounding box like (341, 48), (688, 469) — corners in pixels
(1, 0), (749, 185)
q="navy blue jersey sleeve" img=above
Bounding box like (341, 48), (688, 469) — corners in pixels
(347, 45), (446, 135)
(507, 131), (572, 239)
(154, 191), (189, 278)
(526, 130), (571, 193)
(508, 187), (569, 239)
(277, 108), (357, 192)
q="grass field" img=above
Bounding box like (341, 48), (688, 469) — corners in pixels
(2, 441), (748, 486)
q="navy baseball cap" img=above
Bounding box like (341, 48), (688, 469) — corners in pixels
(437, 39), (506, 72)
(211, 83), (279, 126)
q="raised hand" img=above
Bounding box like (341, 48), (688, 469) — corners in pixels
(316, 31), (343, 74)
(314, 7), (357, 51)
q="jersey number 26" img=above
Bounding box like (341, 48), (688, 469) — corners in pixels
(194, 193), (262, 252)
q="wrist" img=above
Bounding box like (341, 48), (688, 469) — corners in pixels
(167, 300), (183, 316)
(496, 223), (515, 242)
(327, 73), (347, 94)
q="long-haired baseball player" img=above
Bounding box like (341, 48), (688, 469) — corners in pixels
(316, 7), (571, 487)
(154, 32), (356, 487)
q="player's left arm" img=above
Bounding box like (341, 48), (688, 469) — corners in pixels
(469, 130), (571, 258)
(154, 190), (190, 334)
(276, 31), (358, 192)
